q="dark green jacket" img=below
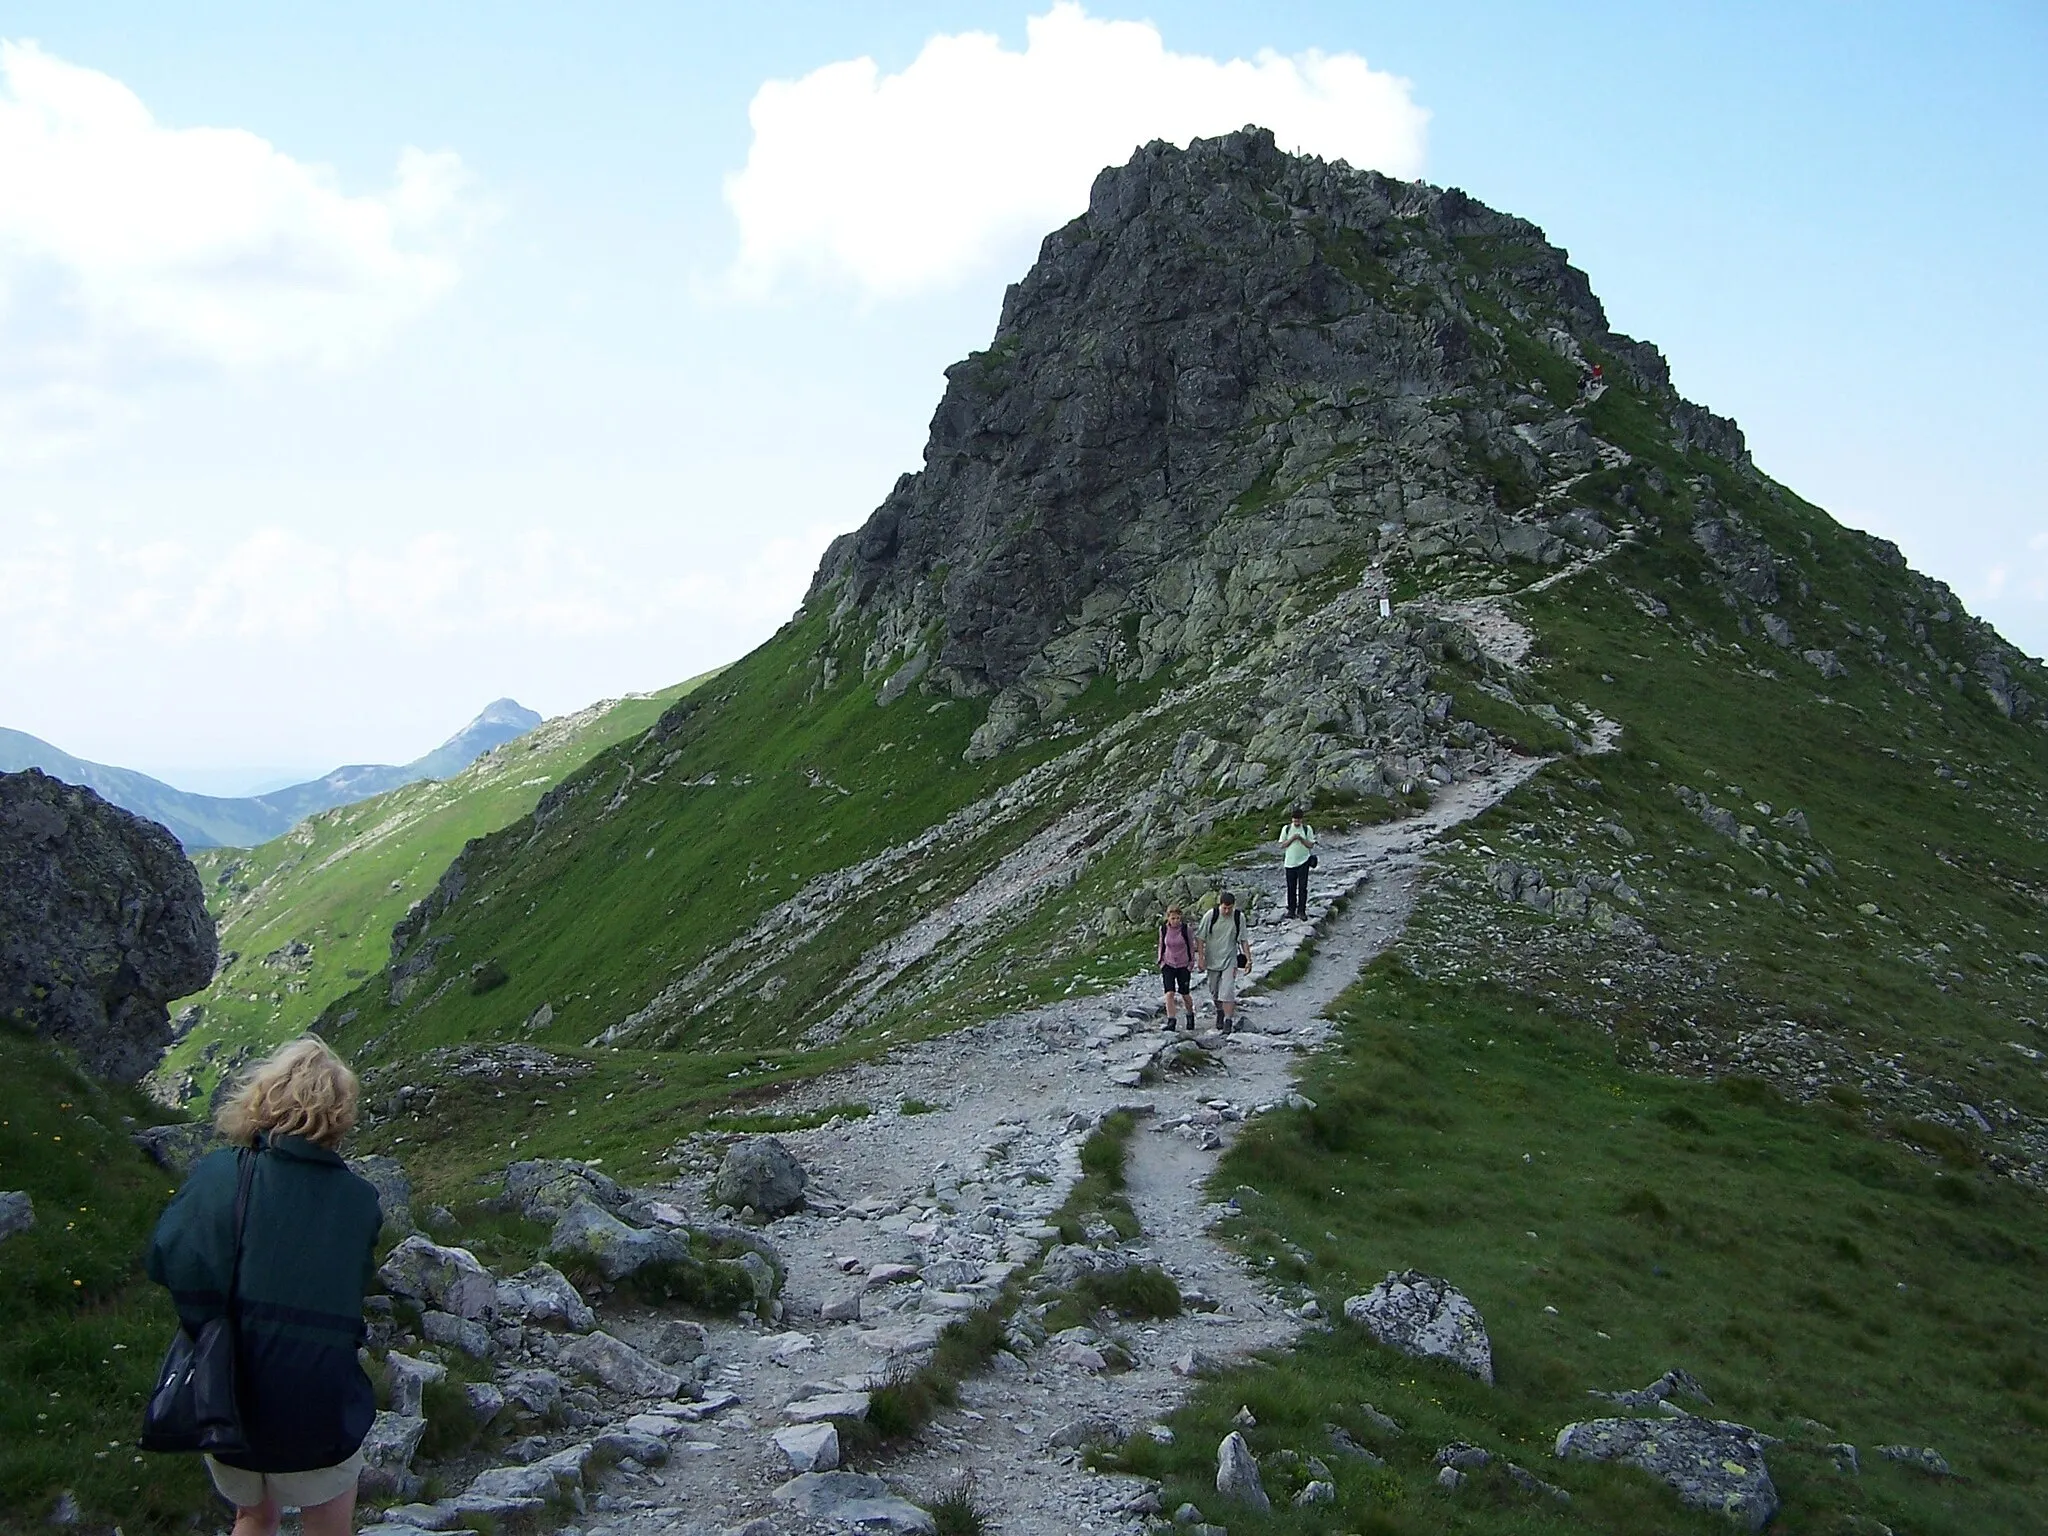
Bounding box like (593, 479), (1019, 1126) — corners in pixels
(146, 1134), (381, 1472)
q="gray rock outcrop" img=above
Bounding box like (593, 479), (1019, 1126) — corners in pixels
(1877, 1444), (1953, 1477)
(502, 1158), (629, 1223)
(557, 1330), (682, 1399)
(1215, 1430), (1271, 1510)
(1, 769), (216, 1081)
(496, 1263), (596, 1332)
(350, 1155), (416, 1236)
(1343, 1269), (1494, 1382)
(1591, 1367), (1712, 1409)
(771, 1471), (933, 1534)
(1555, 1413), (1778, 1530)
(421, 1310), (494, 1359)
(547, 1199), (683, 1281)
(711, 1136), (808, 1216)
(808, 127), (1748, 765)
(0, 1190), (33, 1241)
(378, 1236), (498, 1319)
(131, 1122), (223, 1177)
(383, 1353), (446, 1417)
(357, 1410), (428, 1498)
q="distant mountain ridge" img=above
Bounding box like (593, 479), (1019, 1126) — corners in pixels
(0, 698), (543, 849)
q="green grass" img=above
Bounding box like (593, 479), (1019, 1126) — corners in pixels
(926, 1480), (991, 1536)
(347, 1041), (880, 1203)
(1424, 517), (2048, 1140)
(0, 1023), (214, 1532)
(1069, 1262), (1182, 1321)
(1263, 935), (1319, 990)
(417, 1367), (493, 1462)
(166, 678), (711, 1108)
(1036, 1111), (1182, 1330)
(319, 611), (1056, 1065)
(708, 1100), (870, 1135)
(1091, 962), (2047, 1533)
(1053, 1110), (1141, 1245)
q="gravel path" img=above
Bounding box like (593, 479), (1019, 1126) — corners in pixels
(401, 760), (1541, 1536)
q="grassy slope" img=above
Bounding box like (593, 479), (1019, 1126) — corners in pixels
(165, 683), (706, 1107)
(1108, 968), (2047, 1534)
(323, 609), (1111, 1061)
(0, 1024), (211, 1532)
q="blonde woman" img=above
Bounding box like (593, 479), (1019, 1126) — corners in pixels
(147, 1038), (382, 1536)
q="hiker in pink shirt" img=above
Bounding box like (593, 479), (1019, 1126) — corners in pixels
(1158, 904), (1197, 1030)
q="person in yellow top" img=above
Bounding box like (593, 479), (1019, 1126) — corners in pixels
(1278, 807), (1317, 920)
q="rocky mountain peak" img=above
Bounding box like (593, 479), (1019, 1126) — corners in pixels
(808, 126), (1744, 742)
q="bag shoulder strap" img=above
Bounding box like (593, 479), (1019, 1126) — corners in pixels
(226, 1147), (256, 1320)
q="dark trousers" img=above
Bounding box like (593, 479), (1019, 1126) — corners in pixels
(1286, 863), (1310, 917)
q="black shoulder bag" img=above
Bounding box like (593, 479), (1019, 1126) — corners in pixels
(140, 1148), (256, 1455)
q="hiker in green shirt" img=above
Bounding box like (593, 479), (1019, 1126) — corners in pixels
(1279, 807), (1317, 920)
(1197, 891), (1252, 1032)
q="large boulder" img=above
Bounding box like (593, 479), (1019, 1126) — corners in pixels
(1343, 1270), (1494, 1383)
(502, 1158), (628, 1223)
(496, 1263), (596, 1332)
(1555, 1414), (1778, 1531)
(557, 1330), (683, 1399)
(711, 1136), (807, 1217)
(349, 1155), (416, 1237)
(1216, 1431), (1270, 1511)
(771, 1472), (934, 1534)
(546, 1199), (685, 1282)
(131, 1123), (225, 1177)
(0, 770), (216, 1082)
(773, 1422), (841, 1473)
(383, 1352), (446, 1417)
(378, 1236), (498, 1320)
(356, 1411), (427, 1498)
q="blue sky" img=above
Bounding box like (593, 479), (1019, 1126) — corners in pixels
(0, 2), (2041, 787)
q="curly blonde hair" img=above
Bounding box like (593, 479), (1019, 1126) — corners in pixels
(216, 1037), (360, 1149)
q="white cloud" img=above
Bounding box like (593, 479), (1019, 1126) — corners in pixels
(0, 39), (473, 390)
(724, 3), (1427, 299)
(0, 518), (844, 664)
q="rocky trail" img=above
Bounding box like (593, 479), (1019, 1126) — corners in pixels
(360, 760), (1545, 1536)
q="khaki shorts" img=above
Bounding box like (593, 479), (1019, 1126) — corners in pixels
(1206, 966), (1240, 1003)
(205, 1449), (363, 1511)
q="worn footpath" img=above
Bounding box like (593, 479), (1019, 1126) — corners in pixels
(362, 761), (1542, 1536)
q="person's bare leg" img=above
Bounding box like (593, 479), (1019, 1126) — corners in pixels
(299, 1485), (357, 1536)
(231, 1495), (282, 1536)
